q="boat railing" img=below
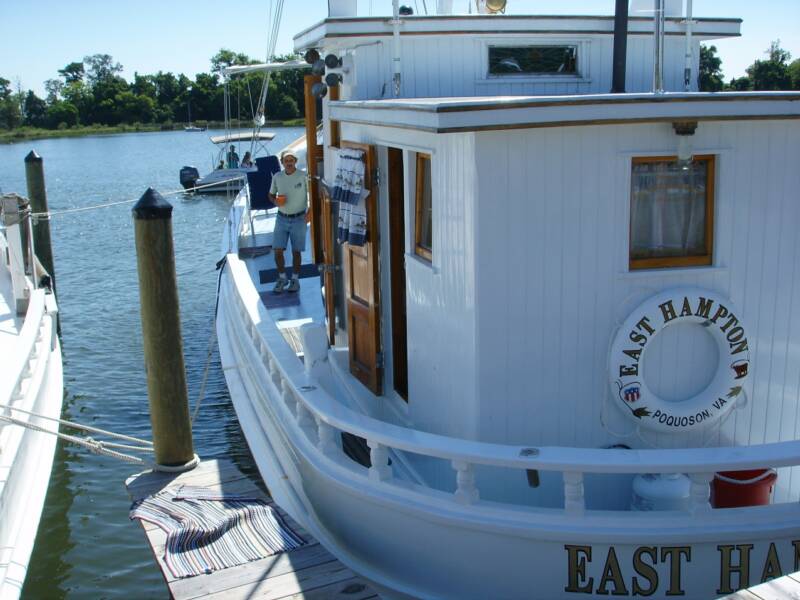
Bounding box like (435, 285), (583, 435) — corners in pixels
(224, 252), (800, 514)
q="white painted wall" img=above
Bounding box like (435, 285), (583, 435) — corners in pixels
(331, 33), (700, 100)
(471, 119), (800, 500)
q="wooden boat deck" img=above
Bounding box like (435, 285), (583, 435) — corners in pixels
(125, 459), (378, 600)
(721, 572), (800, 599)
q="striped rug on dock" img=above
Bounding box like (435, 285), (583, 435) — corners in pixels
(130, 484), (306, 578)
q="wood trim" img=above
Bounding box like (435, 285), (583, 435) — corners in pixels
(304, 74), (323, 264)
(329, 85), (341, 148)
(414, 153), (433, 263)
(330, 113), (800, 135)
(629, 154), (715, 271)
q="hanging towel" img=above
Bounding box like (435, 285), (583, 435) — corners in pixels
(130, 485), (305, 578)
(331, 147), (365, 205)
(332, 147), (369, 246)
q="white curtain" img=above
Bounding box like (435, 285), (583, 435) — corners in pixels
(630, 161), (708, 259)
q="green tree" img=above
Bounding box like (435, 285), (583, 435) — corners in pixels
(84, 54), (123, 86)
(44, 78), (64, 103)
(746, 41), (792, 91)
(699, 45), (724, 92)
(58, 61), (85, 84)
(788, 58), (800, 90)
(0, 77), (22, 129)
(23, 91), (48, 127)
(45, 100), (79, 128)
(115, 91), (156, 123)
(727, 76), (752, 91)
(211, 49), (255, 73)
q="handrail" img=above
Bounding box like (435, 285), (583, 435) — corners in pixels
(0, 288), (46, 406)
(226, 253), (800, 476)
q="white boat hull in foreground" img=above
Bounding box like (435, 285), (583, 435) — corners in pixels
(0, 205), (63, 599)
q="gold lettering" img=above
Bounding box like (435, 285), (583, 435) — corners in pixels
(761, 543), (783, 582)
(596, 547), (629, 596)
(636, 317), (655, 335)
(730, 339), (749, 355)
(623, 348), (642, 363)
(629, 330), (648, 346)
(720, 314), (739, 333)
(696, 297), (714, 319)
(711, 305), (729, 324)
(632, 546), (658, 597)
(565, 545), (594, 594)
(680, 297), (693, 317)
(659, 301), (678, 323)
(661, 546), (690, 596)
(717, 544), (752, 594)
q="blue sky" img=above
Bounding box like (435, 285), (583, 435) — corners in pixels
(1, 0), (798, 96)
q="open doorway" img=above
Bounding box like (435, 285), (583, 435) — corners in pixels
(388, 147), (408, 400)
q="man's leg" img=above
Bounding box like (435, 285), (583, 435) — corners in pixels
(272, 215), (290, 293)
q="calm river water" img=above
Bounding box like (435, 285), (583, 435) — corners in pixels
(0, 127), (304, 598)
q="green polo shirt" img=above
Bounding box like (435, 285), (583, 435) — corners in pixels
(270, 170), (308, 214)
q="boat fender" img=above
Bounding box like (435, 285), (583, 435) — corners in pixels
(609, 288), (750, 433)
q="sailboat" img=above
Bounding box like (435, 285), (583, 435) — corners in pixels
(216, 1), (800, 597)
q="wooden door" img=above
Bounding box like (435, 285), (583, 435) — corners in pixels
(342, 141), (382, 394)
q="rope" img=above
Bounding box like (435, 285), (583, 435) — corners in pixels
(0, 413), (148, 464)
(0, 402), (153, 446)
(28, 176), (247, 220)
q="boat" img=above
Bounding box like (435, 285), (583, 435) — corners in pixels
(216, 1), (800, 597)
(183, 124), (207, 132)
(0, 194), (63, 599)
(180, 131), (276, 194)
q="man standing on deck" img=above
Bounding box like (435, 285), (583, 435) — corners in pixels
(269, 149), (309, 293)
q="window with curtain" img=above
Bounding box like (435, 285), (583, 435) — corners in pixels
(629, 155), (715, 270)
(488, 45), (578, 76)
(415, 153), (432, 262)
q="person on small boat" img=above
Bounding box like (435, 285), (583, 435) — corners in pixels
(216, 160), (225, 170)
(226, 145), (239, 168)
(269, 149), (308, 293)
(241, 151), (253, 168)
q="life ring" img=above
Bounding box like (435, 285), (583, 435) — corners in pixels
(609, 288), (750, 433)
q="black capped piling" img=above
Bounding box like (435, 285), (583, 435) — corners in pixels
(24, 151), (57, 296)
(132, 187), (195, 470)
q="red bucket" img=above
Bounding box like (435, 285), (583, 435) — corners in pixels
(710, 469), (777, 508)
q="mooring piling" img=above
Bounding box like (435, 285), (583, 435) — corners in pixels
(132, 187), (196, 470)
(24, 151), (56, 294)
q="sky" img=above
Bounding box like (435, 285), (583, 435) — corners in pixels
(1, 0), (798, 96)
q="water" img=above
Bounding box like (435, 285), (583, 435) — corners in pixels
(0, 127), (304, 598)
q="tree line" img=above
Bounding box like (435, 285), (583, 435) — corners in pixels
(699, 41), (799, 92)
(0, 49), (305, 131)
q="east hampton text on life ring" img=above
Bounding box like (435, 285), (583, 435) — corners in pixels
(610, 290), (751, 433)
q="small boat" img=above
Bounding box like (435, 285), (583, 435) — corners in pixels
(183, 124), (206, 132)
(180, 131), (277, 194)
(216, 1), (800, 598)
(0, 194), (63, 599)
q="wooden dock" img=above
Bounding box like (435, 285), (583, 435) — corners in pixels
(721, 572), (800, 600)
(125, 458), (378, 600)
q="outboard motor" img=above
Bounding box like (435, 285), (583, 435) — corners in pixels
(180, 166), (200, 190)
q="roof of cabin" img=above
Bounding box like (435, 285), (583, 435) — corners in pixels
(328, 92), (800, 134)
(294, 15), (741, 50)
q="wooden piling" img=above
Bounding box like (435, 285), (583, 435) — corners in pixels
(132, 188), (195, 469)
(24, 151), (56, 293)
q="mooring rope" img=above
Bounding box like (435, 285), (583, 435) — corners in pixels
(0, 413), (150, 464)
(28, 175), (247, 220)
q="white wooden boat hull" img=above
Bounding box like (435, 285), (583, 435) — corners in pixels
(217, 236), (800, 599)
(0, 292), (63, 600)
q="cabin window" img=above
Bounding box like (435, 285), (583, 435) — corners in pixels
(488, 45), (577, 76)
(414, 153), (433, 262)
(629, 155), (715, 270)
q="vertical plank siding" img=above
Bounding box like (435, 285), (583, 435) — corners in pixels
(469, 121), (800, 500)
(347, 34), (698, 101)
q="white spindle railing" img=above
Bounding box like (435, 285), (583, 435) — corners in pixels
(223, 252), (800, 516)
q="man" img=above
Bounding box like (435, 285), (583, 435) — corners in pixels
(226, 144), (239, 168)
(269, 149), (309, 293)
